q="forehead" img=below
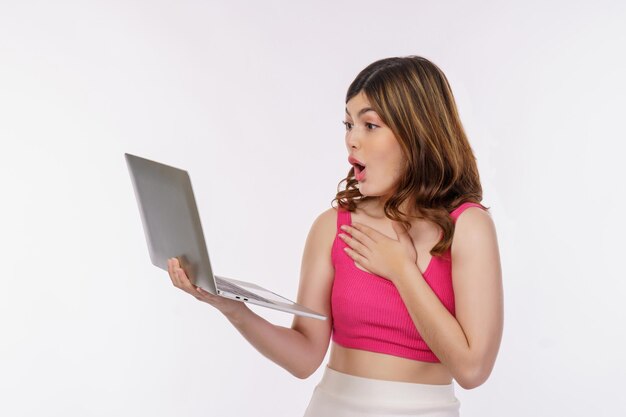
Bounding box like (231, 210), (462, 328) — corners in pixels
(345, 92), (378, 117)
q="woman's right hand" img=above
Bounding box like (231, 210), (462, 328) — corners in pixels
(167, 257), (249, 318)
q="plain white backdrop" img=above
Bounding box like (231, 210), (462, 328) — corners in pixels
(1, 0), (625, 416)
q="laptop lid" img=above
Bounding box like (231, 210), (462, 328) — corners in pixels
(125, 153), (218, 293)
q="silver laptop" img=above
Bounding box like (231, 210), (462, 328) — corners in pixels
(125, 153), (326, 320)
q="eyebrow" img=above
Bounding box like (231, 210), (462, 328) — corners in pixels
(345, 106), (376, 118)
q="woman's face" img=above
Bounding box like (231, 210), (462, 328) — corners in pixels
(344, 91), (406, 202)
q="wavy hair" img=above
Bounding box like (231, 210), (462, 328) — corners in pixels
(331, 55), (489, 258)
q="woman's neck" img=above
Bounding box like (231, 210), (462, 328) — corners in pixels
(358, 197), (417, 219)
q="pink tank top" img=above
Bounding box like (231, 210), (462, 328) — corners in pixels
(330, 202), (487, 363)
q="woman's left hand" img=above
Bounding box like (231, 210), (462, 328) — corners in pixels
(339, 221), (417, 283)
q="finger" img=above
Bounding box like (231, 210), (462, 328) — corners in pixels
(174, 267), (201, 296)
(174, 265), (187, 289)
(339, 233), (370, 255)
(173, 258), (190, 289)
(347, 223), (380, 243)
(344, 247), (368, 268)
(167, 258), (180, 287)
(169, 258), (212, 300)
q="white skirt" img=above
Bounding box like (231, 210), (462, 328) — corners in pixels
(303, 366), (461, 417)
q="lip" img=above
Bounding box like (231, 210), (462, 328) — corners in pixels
(348, 156), (366, 168)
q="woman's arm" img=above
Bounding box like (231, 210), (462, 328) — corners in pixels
(168, 208), (336, 379)
(392, 207), (504, 389)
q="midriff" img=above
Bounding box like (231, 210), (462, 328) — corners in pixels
(327, 342), (453, 385)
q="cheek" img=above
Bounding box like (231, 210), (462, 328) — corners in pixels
(379, 146), (404, 175)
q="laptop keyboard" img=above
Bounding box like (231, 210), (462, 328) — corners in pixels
(215, 277), (273, 304)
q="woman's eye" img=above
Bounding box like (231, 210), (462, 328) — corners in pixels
(342, 121), (378, 131)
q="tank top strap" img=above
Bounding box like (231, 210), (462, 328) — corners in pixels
(336, 207), (352, 229)
(450, 202), (486, 223)
(332, 207), (352, 266)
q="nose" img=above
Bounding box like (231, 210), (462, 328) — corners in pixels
(345, 128), (361, 150)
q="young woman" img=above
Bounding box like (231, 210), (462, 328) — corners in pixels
(167, 55), (503, 417)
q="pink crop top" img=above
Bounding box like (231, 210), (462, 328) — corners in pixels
(330, 202), (487, 363)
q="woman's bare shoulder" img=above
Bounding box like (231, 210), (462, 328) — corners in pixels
(300, 207), (340, 264)
(310, 207), (339, 241)
(318, 206), (339, 219)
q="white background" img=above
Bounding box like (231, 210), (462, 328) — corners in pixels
(1, 1), (625, 416)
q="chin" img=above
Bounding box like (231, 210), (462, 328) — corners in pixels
(357, 182), (390, 197)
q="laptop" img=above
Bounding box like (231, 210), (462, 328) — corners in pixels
(125, 153), (326, 320)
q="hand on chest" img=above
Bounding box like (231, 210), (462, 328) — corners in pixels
(345, 214), (441, 277)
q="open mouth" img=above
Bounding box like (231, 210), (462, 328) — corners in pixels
(348, 156), (367, 181)
(353, 163), (366, 181)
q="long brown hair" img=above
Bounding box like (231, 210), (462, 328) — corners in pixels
(331, 55), (489, 258)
